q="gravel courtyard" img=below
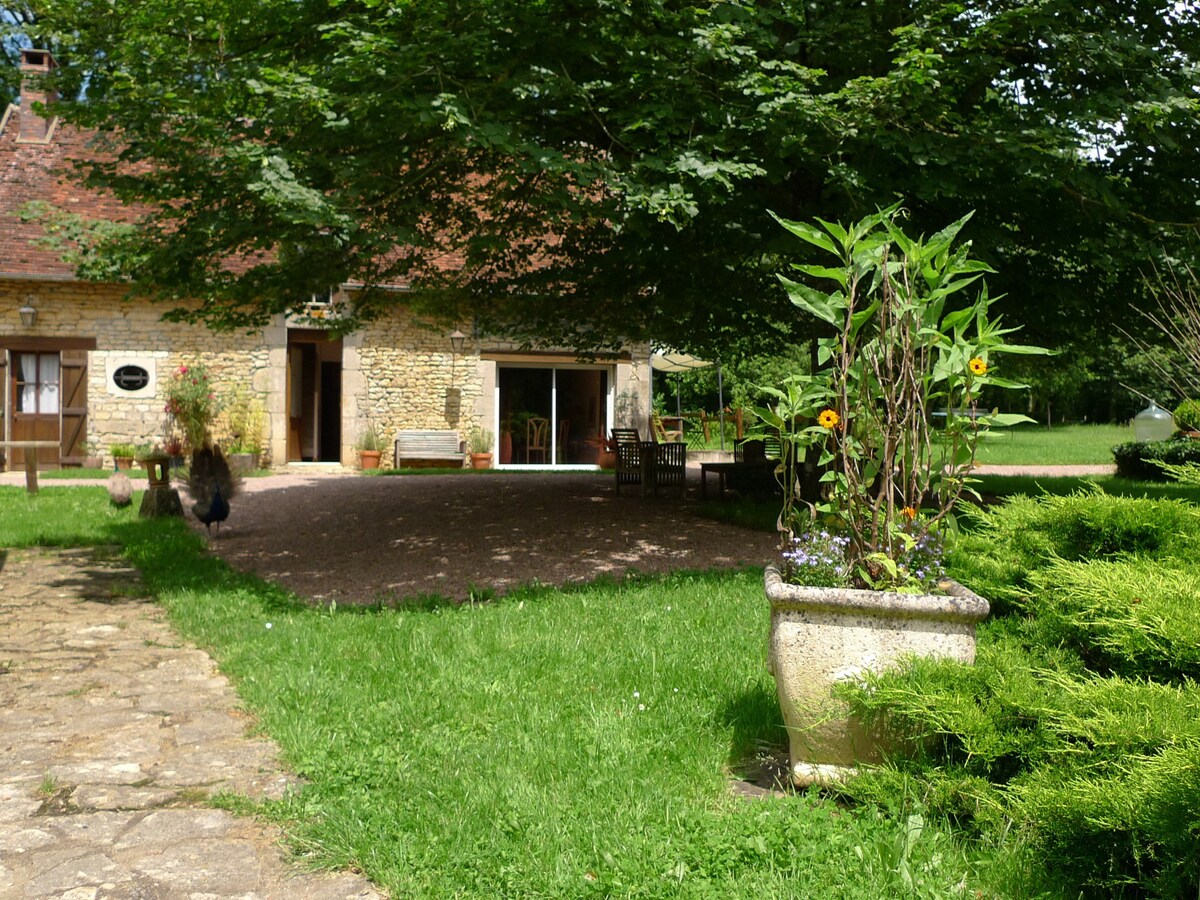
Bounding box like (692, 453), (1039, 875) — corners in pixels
(208, 471), (779, 604)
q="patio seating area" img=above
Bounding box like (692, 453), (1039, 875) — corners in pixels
(699, 437), (780, 500)
(612, 428), (688, 498)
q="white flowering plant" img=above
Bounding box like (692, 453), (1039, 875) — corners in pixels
(757, 204), (1049, 591)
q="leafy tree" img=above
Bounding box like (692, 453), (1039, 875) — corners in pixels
(21, 0), (1200, 362)
(1, 5), (85, 106)
(0, 6), (33, 107)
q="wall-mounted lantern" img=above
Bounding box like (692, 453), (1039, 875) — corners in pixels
(17, 299), (37, 327)
(449, 329), (466, 355)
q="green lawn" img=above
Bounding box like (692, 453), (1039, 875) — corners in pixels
(700, 474), (1200, 535)
(974, 473), (1200, 504)
(0, 486), (1032, 898)
(36, 466), (148, 479)
(689, 421), (1131, 464)
(958, 423), (1129, 466)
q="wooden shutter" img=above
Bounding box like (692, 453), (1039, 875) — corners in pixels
(59, 349), (88, 465)
(0, 352), (6, 469)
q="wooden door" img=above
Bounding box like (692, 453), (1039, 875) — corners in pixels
(10, 351), (61, 468)
(0, 352), (6, 469)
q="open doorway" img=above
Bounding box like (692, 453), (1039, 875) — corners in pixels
(286, 330), (343, 462)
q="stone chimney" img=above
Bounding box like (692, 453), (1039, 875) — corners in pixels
(18, 49), (58, 143)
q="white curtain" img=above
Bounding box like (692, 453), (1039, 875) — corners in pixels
(17, 353), (59, 414)
(18, 354), (37, 413)
(40, 354), (59, 414)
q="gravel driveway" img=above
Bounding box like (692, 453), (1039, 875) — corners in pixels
(208, 471), (779, 604)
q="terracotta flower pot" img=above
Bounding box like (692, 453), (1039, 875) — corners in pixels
(359, 450), (382, 470)
(764, 565), (989, 787)
(470, 452), (493, 470)
(228, 452), (257, 473)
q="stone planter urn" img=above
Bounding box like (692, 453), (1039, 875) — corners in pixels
(764, 565), (989, 787)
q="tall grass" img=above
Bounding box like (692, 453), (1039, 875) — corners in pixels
(0, 486), (1015, 898)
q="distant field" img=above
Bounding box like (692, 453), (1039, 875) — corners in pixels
(973, 423), (1131, 466)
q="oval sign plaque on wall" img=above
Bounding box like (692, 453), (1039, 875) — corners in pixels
(112, 364), (150, 392)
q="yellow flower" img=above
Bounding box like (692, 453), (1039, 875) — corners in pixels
(969, 357), (988, 375)
(818, 409), (840, 429)
(901, 506), (917, 520)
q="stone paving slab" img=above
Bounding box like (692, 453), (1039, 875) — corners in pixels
(0, 546), (382, 899)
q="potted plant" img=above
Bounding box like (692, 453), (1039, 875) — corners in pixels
(501, 410), (536, 463)
(109, 441), (138, 471)
(468, 426), (494, 469)
(591, 433), (617, 468)
(164, 434), (186, 469)
(83, 440), (104, 470)
(163, 361), (221, 453)
(355, 422), (385, 469)
(219, 387), (267, 471)
(758, 204), (1047, 786)
(1173, 399), (1200, 439)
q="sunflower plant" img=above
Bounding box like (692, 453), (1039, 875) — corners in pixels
(755, 204), (1048, 591)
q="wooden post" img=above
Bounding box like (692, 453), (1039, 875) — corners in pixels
(0, 441), (61, 495)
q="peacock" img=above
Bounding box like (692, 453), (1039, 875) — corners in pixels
(186, 444), (242, 534)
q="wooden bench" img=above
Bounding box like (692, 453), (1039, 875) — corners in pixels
(393, 430), (465, 468)
(0, 440), (61, 494)
(931, 407), (987, 423)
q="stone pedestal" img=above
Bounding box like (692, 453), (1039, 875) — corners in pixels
(139, 486), (184, 519)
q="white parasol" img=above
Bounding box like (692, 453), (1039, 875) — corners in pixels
(648, 348), (727, 449)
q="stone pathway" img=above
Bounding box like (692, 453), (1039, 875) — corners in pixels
(0, 546), (382, 899)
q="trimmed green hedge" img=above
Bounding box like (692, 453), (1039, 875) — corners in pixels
(841, 490), (1200, 898)
(1175, 398), (1200, 433)
(1112, 438), (1200, 480)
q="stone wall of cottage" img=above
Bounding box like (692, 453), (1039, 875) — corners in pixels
(615, 343), (652, 431)
(0, 280), (269, 465)
(349, 309), (484, 451)
(2, 278), (650, 468)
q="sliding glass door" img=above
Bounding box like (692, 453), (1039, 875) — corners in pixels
(497, 365), (611, 467)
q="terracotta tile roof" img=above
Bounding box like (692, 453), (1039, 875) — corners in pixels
(0, 51), (488, 290)
(0, 101), (135, 280)
(0, 103), (467, 288)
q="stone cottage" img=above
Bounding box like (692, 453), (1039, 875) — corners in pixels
(0, 50), (651, 472)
